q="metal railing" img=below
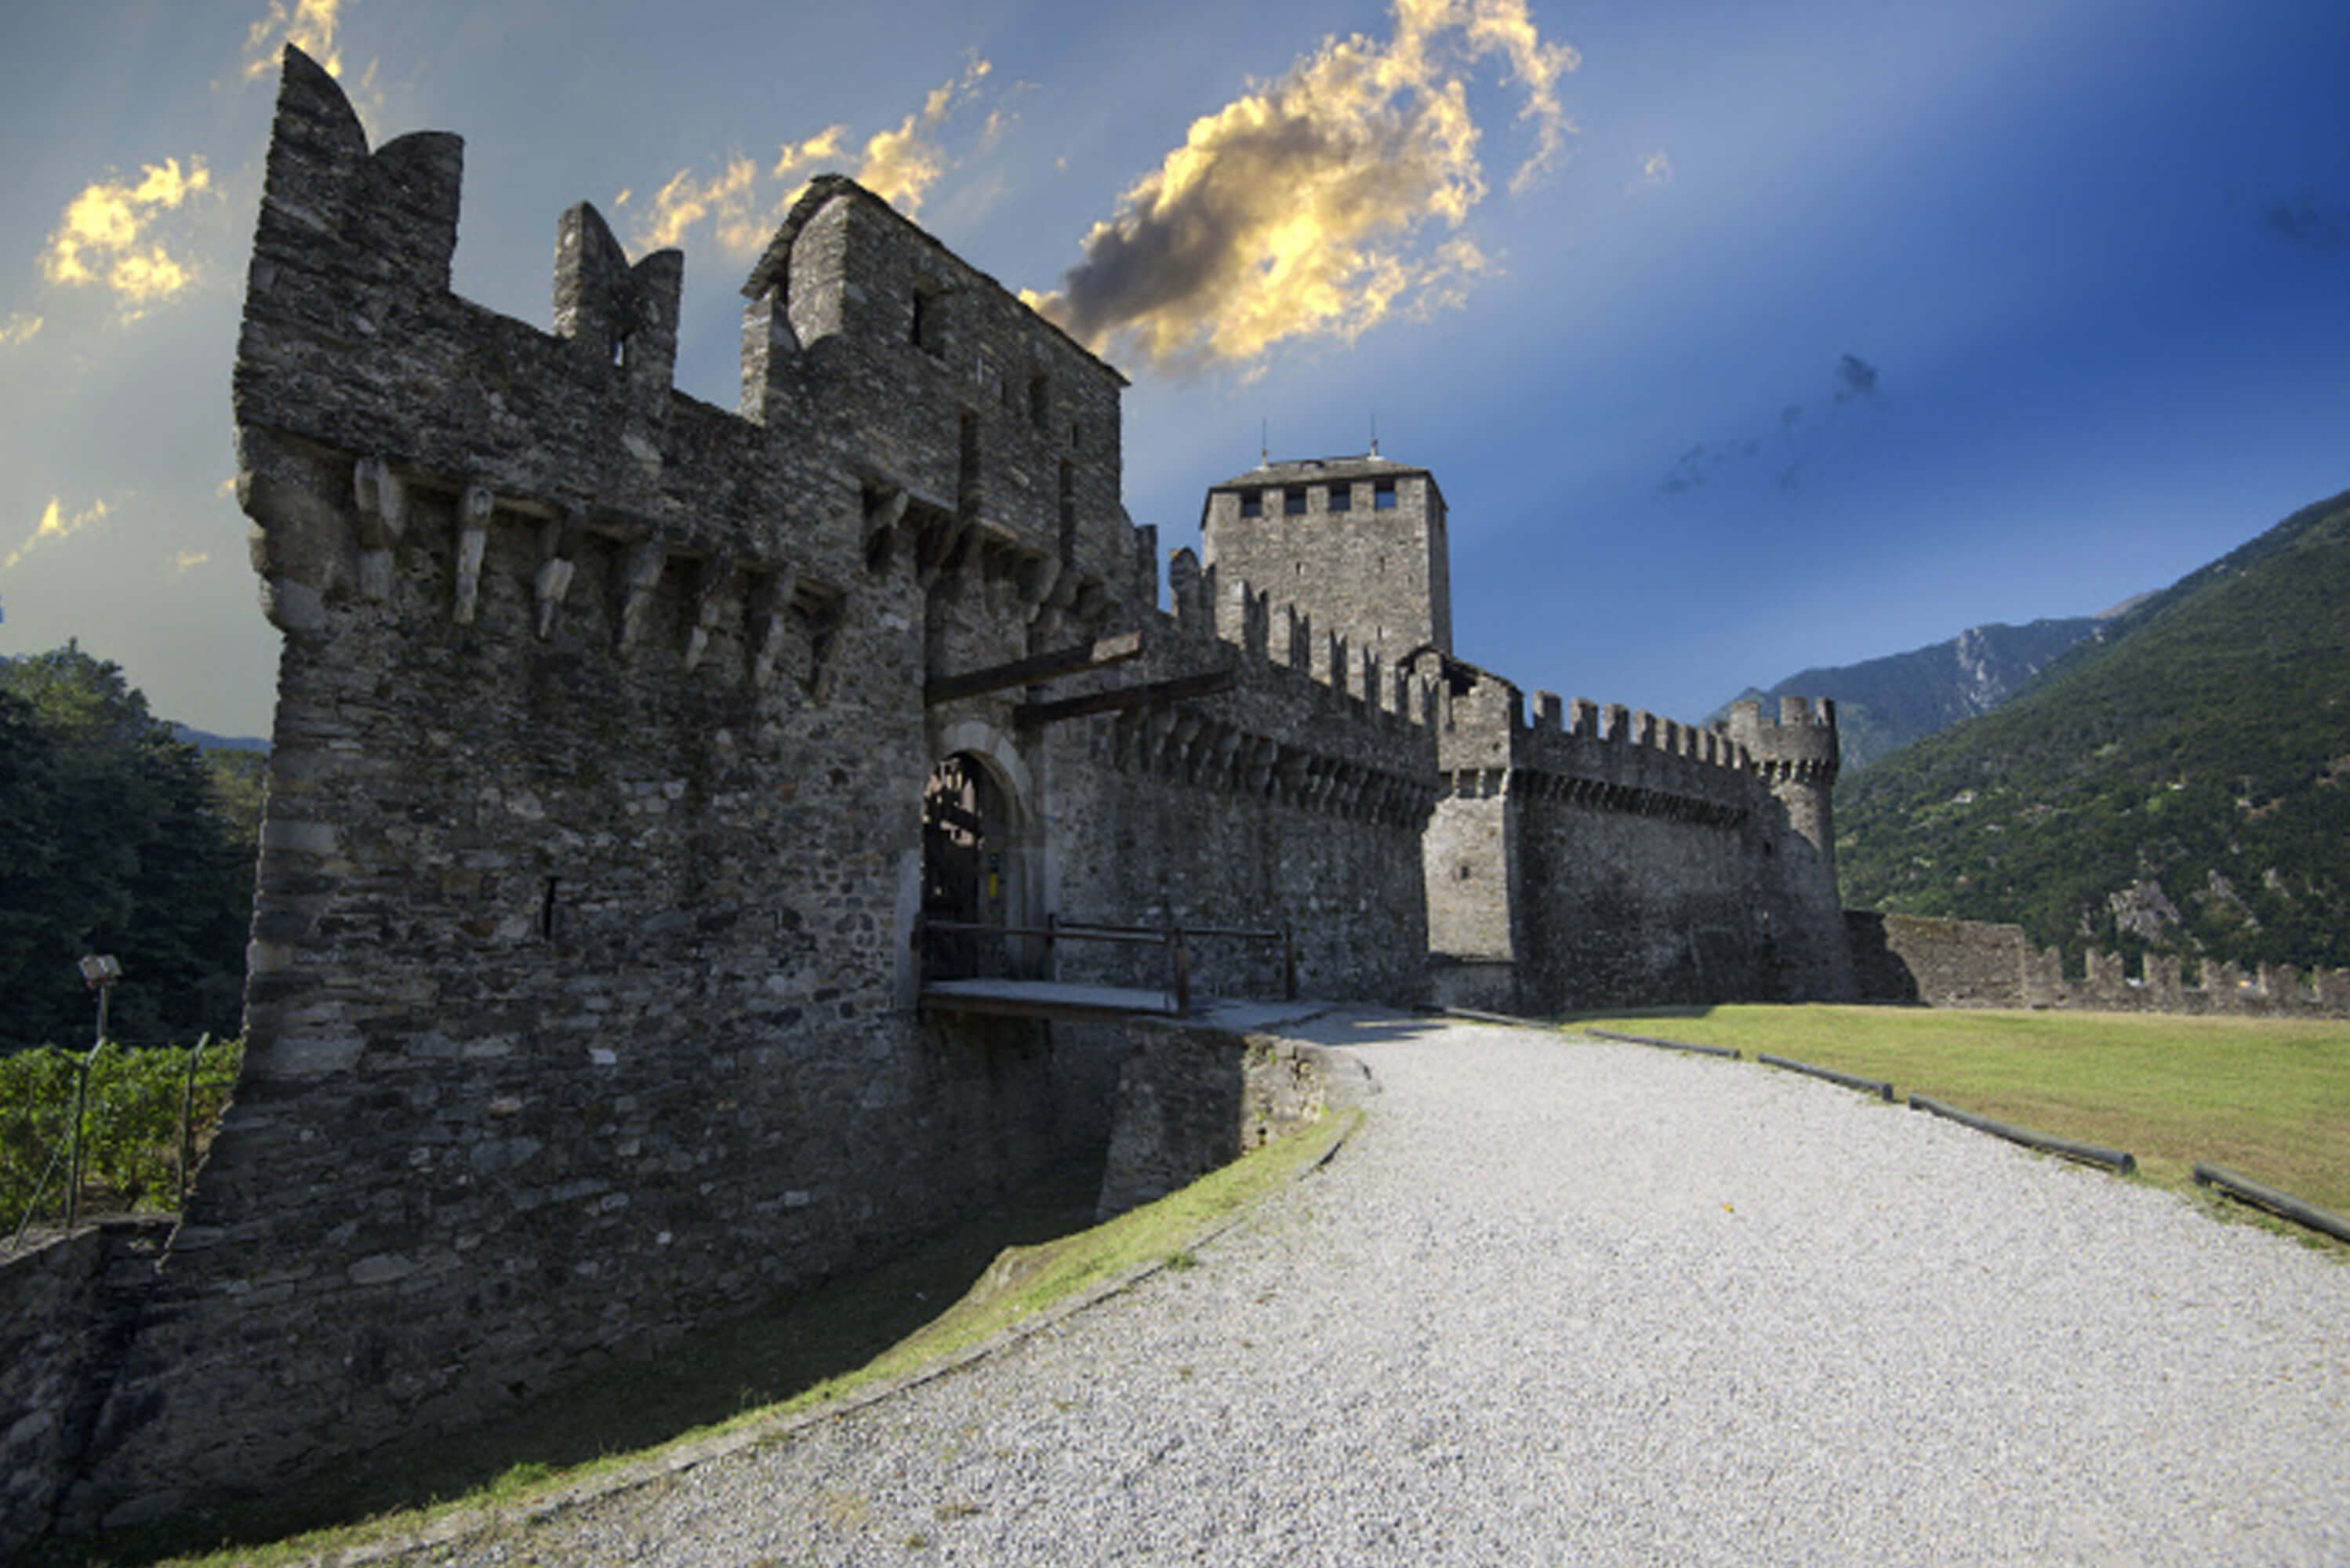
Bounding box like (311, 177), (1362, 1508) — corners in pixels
(917, 913), (1298, 1018)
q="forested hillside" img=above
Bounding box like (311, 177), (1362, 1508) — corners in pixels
(0, 644), (256, 1051)
(1838, 488), (2350, 971)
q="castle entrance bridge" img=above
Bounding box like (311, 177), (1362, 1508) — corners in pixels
(917, 915), (1301, 1023)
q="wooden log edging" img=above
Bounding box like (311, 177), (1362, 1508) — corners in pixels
(1756, 1053), (1894, 1102)
(1909, 1094), (2137, 1175)
(1438, 1006), (1554, 1029)
(2193, 1163), (2350, 1244)
(1585, 1029), (1741, 1061)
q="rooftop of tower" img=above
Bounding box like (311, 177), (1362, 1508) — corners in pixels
(1208, 452), (1428, 489)
(1204, 454), (1445, 521)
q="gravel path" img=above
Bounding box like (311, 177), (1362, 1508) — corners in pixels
(455, 1014), (2350, 1566)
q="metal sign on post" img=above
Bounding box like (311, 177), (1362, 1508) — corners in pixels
(69, 956), (122, 1237)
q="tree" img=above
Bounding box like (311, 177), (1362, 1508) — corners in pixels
(0, 643), (255, 1052)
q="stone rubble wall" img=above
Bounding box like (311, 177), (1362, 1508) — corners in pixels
(0, 1221), (172, 1552)
(1415, 664), (1853, 1013)
(24, 48), (1437, 1552)
(1094, 1022), (1342, 1219)
(1847, 912), (2350, 1018)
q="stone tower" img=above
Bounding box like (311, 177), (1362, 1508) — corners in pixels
(1200, 454), (1452, 672)
(1720, 695), (1855, 1000)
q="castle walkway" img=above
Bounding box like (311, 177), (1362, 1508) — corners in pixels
(459, 1014), (2350, 1566)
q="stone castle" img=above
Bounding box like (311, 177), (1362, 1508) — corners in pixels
(7, 48), (1854, 1546)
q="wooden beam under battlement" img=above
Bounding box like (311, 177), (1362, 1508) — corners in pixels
(1014, 668), (1236, 728)
(924, 630), (1145, 705)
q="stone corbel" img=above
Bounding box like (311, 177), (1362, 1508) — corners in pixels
(747, 571), (797, 688)
(532, 514), (581, 641)
(452, 484), (493, 624)
(1016, 553), (1061, 625)
(351, 456), (407, 601)
(1166, 710), (1204, 779)
(682, 554), (736, 671)
(236, 425), (346, 641)
(613, 538), (669, 652)
(863, 488), (910, 574)
(1205, 726), (1243, 791)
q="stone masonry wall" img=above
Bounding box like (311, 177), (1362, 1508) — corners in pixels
(32, 50), (1437, 1548)
(0, 1221), (172, 1549)
(1047, 568), (1434, 1007)
(1851, 912), (2350, 1018)
(1094, 1021), (1342, 1219)
(1201, 459), (1451, 673)
(1416, 661), (1854, 1014)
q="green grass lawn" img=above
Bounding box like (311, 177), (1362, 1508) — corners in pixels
(1571, 1004), (2350, 1223)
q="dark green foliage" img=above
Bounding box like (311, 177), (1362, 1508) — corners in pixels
(1720, 616), (2105, 771)
(0, 1036), (244, 1224)
(0, 644), (258, 1054)
(1840, 489), (2350, 971)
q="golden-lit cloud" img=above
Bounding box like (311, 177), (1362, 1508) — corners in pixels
(1638, 150), (1674, 188)
(38, 158), (215, 317)
(0, 313), (41, 348)
(2, 497), (113, 574)
(626, 60), (991, 260)
(173, 549), (212, 574)
(636, 155), (763, 255)
(1026, 0), (1576, 373)
(243, 0), (344, 79)
(855, 54), (990, 216)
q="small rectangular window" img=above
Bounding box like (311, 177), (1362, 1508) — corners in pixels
(1327, 484), (1349, 513)
(911, 291), (939, 354)
(1029, 373), (1050, 430)
(1374, 479), (1397, 510)
(1240, 492), (1262, 518)
(1284, 487), (1307, 516)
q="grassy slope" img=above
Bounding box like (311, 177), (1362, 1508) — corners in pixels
(1575, 1005), (2350, 1221)
(1837, 488), (2350, 970)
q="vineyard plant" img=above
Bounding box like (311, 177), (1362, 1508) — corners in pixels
(1, 1036), (243, 1233)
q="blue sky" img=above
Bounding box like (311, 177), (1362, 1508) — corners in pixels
(2, 0), (2345, 738)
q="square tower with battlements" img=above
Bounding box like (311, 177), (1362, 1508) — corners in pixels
(1200, 454), (1452, 672)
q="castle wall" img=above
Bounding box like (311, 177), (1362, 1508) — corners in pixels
(1044, 568), (1435, 1007)
(36, 51), (1433, 1546)
(1847, 912), (2350, 1017)
(0, 1221), (172, 1549)
(1417, 666), (1854, 1014)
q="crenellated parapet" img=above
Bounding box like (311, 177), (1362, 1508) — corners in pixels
(235, 46), (1132, 681)
(1089, 547), (1437, 831)
(1720, 695), (1840, 789)
(1389, 651), (1840, 826)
